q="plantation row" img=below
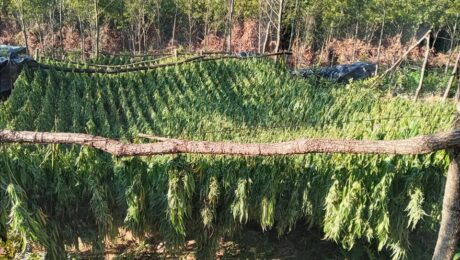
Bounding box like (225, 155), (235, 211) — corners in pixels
(0, 58), (456, 258)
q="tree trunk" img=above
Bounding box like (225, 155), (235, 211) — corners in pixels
(443, 50), (460, 101)
(294, 24), (301, 68)
(363, 22), (369, 42)
(140, 3), (145, 53)
(171, 6), (178, 47)
(77, 14), (85, 60)
(203, 0), (209, 50)
(274, 0), (285, 53)
(131, 26), (135, 54)
(19, 0), (29, 54)
(288, 0), (299, 52)
(375, 10), (386, 74)
(155, 0), (162, 48)
(445, 15), (459, 74)
(262, 22), (271, 53)
(38, 22), (44, 51)
(59, 0), (64, 55)
(258, 1), (262, 53)
(143, 26), (147, 53)
(351, 22), (359, 62)
(94, 0), (100, 59)
(138, 19), (142, 53)
(431, 29), (440, 50)
(368, 23), (377, 45)
(414, 36), (430, 101)
(433, 112), (460, 259)
(122, 33), (125, 52)
(318, 22), (333, 66)
(187, 0), (193, 50)
(226, 0), (234, 52)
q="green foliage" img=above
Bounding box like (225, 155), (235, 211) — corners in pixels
(0, 58), (455, 259)
(380, 66), (451, 97)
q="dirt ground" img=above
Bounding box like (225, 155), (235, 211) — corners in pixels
(68, 224), (383, 260)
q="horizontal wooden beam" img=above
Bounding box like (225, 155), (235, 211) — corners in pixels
(0, 129), (458, 157)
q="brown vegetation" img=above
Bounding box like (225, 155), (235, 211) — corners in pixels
(1, 19), (455, 69)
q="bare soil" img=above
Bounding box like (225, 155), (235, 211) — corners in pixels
(69, 226), (355, 259)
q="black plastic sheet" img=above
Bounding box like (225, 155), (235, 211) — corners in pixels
(292, 62), (376, 83)
(0, 45), (34, 96)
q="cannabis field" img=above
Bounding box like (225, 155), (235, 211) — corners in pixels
(0, 56), (457, 258)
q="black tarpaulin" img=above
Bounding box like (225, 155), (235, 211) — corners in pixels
(0, 45), (34, 96)
(292, 62), (377, 83)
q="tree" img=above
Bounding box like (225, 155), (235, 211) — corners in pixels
(11, 0), (29, 53)
(226, 0), (234, 52)
(274, 0), (285, 53)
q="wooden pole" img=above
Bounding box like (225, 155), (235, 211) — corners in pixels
(443, 49), (460, 101)
(433, 110), (460, 259)
(414, 35), (430, 101)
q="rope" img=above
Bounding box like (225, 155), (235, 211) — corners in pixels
(97, 50), (232, 58)
(45, 55), (174, 69)
(33, 52), (292, 74)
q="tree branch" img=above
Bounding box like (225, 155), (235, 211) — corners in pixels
(380, 30), (432, 77)
(0, 129), (459, 157)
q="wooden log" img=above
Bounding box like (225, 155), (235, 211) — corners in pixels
(433, 151), (460, 259)
(0, 129), (460, 157)
(433, 114), (460, 259)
